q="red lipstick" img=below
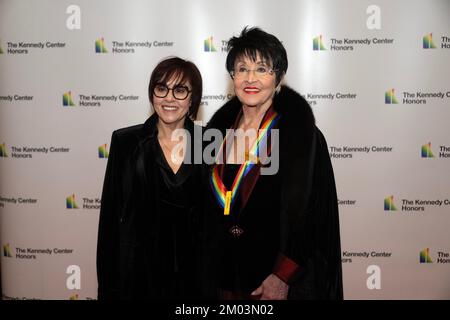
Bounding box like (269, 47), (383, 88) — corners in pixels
(243, 86), (260, 94)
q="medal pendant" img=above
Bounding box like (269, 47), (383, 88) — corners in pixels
(224, 191), (232, 215)
(229, 225), (244, 238)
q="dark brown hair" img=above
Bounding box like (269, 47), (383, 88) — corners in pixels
(148, 57), (203, 119)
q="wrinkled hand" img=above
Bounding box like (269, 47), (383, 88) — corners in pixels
(251, 273), (289, 300)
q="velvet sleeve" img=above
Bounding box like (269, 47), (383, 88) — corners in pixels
(96, 131), (122, 300)
(273, 252), (303, 284)
(279, 128), (343, 299)
(286, 128), (343, 299)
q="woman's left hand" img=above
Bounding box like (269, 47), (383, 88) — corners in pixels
(250, 273), (289, 300)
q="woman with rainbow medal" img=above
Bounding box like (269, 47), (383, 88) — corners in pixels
(201, 27), (343, 300)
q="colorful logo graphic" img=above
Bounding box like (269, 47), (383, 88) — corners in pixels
(66, 194), (79, 209)
(385, 88), (398, 104)
(0, 143), (8, 157)
(98, 144), (109, 158)
(420, 248), (432, 263)
(313, 35), (326, 51)
(69, 294), (79, 300)
(95, 37), (108, 53)
(421, 142), (435, 158)
(63, 91), (75, 107)
(384, 195), (397, 211)
(3, 243), (13, 258)
(423, 33), (436, 49)
(204, 36), (217, 52)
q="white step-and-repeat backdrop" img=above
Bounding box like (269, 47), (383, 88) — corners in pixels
(1, 0), (449, 299)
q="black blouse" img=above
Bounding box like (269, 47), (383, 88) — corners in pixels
(148, 127), (199, 298)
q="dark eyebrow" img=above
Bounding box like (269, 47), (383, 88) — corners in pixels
(235, 60), (269, 66)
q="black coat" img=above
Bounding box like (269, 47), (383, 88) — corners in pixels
(96, 114), (203, 299)
(202, 85), (343, 299)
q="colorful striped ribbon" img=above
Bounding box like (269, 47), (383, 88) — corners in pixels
(210, 108), (280, 215)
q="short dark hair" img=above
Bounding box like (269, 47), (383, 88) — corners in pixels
(148, 57), (203, 119)
(226, 27), (288, 85)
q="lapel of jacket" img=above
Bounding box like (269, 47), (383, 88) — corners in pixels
(131, 113), (199, 217)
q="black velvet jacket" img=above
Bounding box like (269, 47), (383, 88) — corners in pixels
(96, 114), (203, 299)
(202, 86), (343, 299)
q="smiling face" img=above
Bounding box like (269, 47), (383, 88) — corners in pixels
(232, 53), (278, 110)
(152, 76), (191, 128)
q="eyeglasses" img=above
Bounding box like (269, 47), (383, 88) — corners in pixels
(153, 83), (191, 100)
(230, 66), (277, 79)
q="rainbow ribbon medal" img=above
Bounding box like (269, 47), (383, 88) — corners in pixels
(210, 109), (280, 215)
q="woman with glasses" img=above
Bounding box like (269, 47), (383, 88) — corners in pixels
(97, 57), (204, 299)
(201, 27), (343, 300)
